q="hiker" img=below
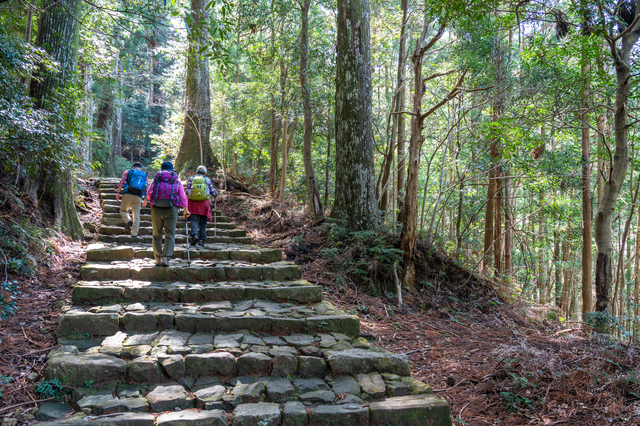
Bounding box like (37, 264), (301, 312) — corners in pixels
(185, 165), (217, 247)
(116, 162), (147, 238)
(146, 161), (190, 267)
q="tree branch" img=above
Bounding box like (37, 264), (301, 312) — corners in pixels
(419, 69), (468, 121)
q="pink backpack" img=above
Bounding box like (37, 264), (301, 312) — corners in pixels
(150, 170), (181, 207)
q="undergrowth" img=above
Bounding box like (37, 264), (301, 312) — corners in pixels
(0, 181), (57, 322)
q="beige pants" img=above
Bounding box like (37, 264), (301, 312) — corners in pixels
(120, 194), (142, 236)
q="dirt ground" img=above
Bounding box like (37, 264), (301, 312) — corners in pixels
(1, 188), (639, 425)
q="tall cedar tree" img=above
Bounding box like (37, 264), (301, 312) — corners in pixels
(30, 0), (84, 239)
(175, 0), (221, 175)
(331, 0), (381, 230)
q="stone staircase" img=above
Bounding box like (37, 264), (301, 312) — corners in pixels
(35, 178), (451, 425)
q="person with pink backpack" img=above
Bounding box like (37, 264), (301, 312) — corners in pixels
(146, 161), (190, 267)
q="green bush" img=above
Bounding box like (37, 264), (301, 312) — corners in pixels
(0, 280), (19, 321)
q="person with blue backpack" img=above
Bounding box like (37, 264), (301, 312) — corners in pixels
(116, 162), (148, 238)
(146, 161), (190, 267)
(185, 165), (217, 247)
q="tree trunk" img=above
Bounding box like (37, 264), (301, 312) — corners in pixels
(504, 175), (513, 274)
(82, 62), (94, 164)
(634, 206), (640, 341)
(594, 6), (640, 318)
(581, 55), (594, 315)
(561, 222), (571, 314)
(400, 20), (458, 287)
(395, 0), (408, 224)
(324, 113), (332, 208)
(300, 0), (323, 219)
(554, 229), (562, 306)
(175, 0), (220, 175)
(331, 0), (381, 230)
(29, 0), (84, 239)
(538, 191), (546, 303)
(278, 112), (289, 202)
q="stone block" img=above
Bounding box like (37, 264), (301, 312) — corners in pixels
(282, 401), (308, 426)
(194, 384), (226, 409)
(185, 352), (236, 377)
(272, 286), (322, 303)
(298, 356), (326, 378)
(331, 376), (361, 395)
(308, 405), (369, 426)
(305, 315), (359, 336)
(156, 409), (228, 426)
(73, 286), (123, 305)
(369, 394), (451, 426)
(35, 402), (74, 420)
(146, 383), (195, 412)
(271, 354), (297, 377)
(123, 313), (159, 333)
(357, 372), (386, 399)
(161, 355), (186, 380)
(93, 398), (149, 415)
(327, 349), (410, 376)
(263, 377), (294, 402)
(57, 312), (120, 338)
(45, 353), (126, 387)
(232, 402), (281, 426)
(126, 356), (165, 383)
(236, 353), (272, 376)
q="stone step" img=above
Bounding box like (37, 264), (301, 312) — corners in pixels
(72, 279), (323, 305)
(97, 234), (253, 245)
(99, 225), (246, 238)
(79, 259), (299, 282)
(102, 212), (231, 223)
(36, 385), (448, 425)
(101, 216), (235, 229)
(87, 243), (282, 263)
(57, 299), (358, 338)
(49, 329), (413, 379)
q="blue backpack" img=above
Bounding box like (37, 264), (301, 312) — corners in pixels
(125, 169), (147, 196)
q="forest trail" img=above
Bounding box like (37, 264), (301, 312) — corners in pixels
(34, 178), (450, 425)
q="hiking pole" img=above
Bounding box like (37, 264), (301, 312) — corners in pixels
(214, 196), (217, 243)
(185, 216), (191, 267)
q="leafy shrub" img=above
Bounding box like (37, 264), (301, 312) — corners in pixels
(0, 374), (11, 398)
(0, 280), (19, 321)
(320, 220), (404, 295)
(35, 378), (68, 399)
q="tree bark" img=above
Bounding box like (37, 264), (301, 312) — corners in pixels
(324, 113), (332, 208)
(29, 0), (84, 239)
(594, 4), (640, 318)
(300, 0), (323, 219)
(175, 0), (220, 175)
(395, 0), (408, 224)
(331, 0), (381, 230)
(504, 175), (513, 274)
(581, 53), (594, 315)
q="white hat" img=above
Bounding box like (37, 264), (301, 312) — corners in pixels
(196, 165), (207, 175)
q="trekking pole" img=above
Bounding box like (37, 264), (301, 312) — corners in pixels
(214, 196), (217, 243)
(185, 216), (191, 267)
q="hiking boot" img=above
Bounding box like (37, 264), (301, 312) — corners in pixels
(124, 220), (133, 231)
(190, 236), (198, 246)
(161, 257), (169, 267)
(130, 234), (140, 239)
(197, 241), (206, 248)
(154, 259), (162, 267)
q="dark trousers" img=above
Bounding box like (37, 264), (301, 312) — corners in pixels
(189, 214), (208, 242)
